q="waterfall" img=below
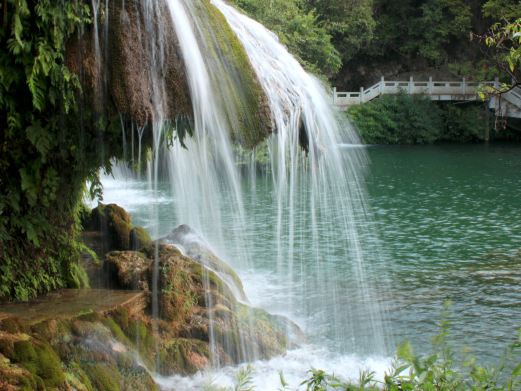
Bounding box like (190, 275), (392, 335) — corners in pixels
(101, 0), (389, 372)
(211, 0), (388, 354)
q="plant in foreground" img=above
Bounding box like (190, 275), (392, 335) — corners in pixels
(207, 303), (521, 390)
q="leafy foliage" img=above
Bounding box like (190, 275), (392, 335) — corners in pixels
(0, 1), (126, 301)
(228, 0), (341, 76)
(480, 18), (521, 92)
(304, 0), (376, 64)
(348, 94), (488, 144)
(482, 0), (521, 20)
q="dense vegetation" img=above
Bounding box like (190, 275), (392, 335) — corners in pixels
(0, 1), (137, 300)
(0, 1), (91, 300)
(348, 95), (491, 144)
(230, 0), (520, 89)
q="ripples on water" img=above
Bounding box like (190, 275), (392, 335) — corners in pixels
(97, 144), (521, 388)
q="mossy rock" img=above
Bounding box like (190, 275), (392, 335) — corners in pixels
(83, 363), (122, 391)
(190, 0), (272, 148)
(0, 354), (40, 391)
(158, 338), (210, 375)
(130, 226), (153, 250)
(85, 203), (133, 251)
(160, 225), (247, 301)
(12, 339), (66, 389)
(105, 251), (152, 290)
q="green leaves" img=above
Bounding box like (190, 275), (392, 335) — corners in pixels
(229, 0), (341, 75)
(0, 0), (91, 301)
(26, 121), (53, 159)
(480, 17), (521, 89)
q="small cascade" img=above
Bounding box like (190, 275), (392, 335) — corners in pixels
(90, 0), (390, 375)
(212, 0), (388, 354)
(167, 0), (270, 367)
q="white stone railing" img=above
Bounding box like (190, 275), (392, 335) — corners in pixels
(333, 77), (499, 107)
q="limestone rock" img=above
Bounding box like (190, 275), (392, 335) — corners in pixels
(83, 203), (133, 252)
(160, 224), (247, 301)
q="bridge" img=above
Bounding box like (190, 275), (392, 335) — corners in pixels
(333, 77), (521, 118)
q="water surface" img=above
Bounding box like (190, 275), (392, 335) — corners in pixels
(99, 144), (521, 388)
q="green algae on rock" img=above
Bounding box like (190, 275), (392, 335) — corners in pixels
(189, 0), (273, 148)
(0, 290), (156, 391)
(106, 242), (300, 368)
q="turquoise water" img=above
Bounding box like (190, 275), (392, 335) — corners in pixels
(101, 144), (521, 367)
(365, 144), (521, 362)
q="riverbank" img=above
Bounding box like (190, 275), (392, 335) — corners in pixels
(347, 94), (521, 144)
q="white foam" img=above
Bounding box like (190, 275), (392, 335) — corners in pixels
(155, 346), (393, 390)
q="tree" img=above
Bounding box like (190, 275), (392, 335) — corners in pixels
(230, 0), (342, 75)
(304, 0), (376, 63)
(475, 17), (521, 96)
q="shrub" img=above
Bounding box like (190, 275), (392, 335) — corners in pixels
(348, 94), (444, 144)
(348, 95), (489, 144)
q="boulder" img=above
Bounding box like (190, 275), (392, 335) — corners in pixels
(130, 226), (153, 250)
(105, 251), (152, 291)
(83, 203), (133, 252)
(159, 225), (247, 301)
(106, 244), (301, 369)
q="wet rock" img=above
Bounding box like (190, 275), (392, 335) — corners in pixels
(73, 206), (302, 378)
(83, 203), (133, 252)
(160, 224), (247, 301)
(0, 291), (157, 390)
(130, 226), (153, 250)
(105, 251), (152, 291)
(65, 0), (273, 148)
(105, 244), (298, 369)
(66, 0), (192, 127)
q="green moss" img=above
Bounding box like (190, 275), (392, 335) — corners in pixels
(12, 340), (66, 388)
(194, 0), (271, 148)
(159, 338), (210, 375)
(65, 369), (94, 391)
(130, 227), (153, 250)
(84, 363), (122, 391)
(125, 318), (155, 362)
(101, 318), (132, 347)
(0, 355), (40, 391)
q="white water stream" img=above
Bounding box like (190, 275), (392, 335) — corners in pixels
(94, 0), (393, 388)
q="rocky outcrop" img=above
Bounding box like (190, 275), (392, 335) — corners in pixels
(0, 203), (303, 388)
(193, 0), (273, 147)
(65, 0), (272, 148)
(78, 204), (302, 379)
(0, 290), (157, 391)
(66, 0), (191, 126)
(159, 224), (247, 301)
(105, 244), (297, 368)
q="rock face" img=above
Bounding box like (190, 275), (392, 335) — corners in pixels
(66, 0), (191, 125)
(65, 0), (272, 147)
(81, 203), (152, 288)
(79, 205), (301, 379)
(105, 244), (295, 369)
(0, 290), (157, 391)
(160, 224), (247, 301)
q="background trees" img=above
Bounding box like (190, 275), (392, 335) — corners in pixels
(231, 0), (521, 88)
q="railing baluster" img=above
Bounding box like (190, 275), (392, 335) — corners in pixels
(332, 78), (520, 116)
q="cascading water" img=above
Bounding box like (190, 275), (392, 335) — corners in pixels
(93, 0), (392, 386)
(211, 0), (388, 354)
